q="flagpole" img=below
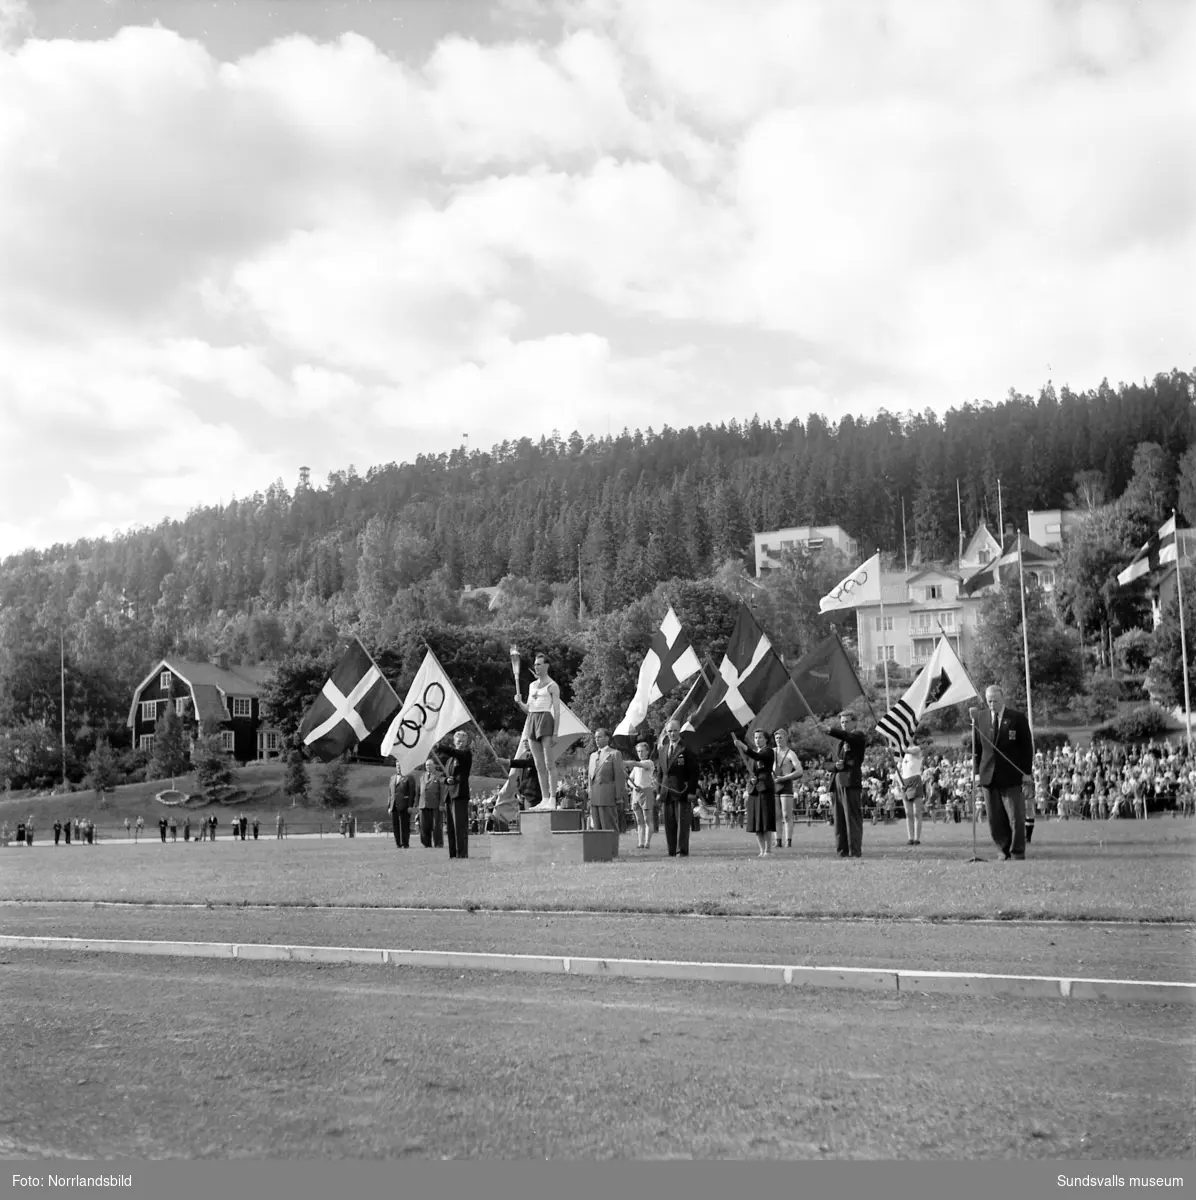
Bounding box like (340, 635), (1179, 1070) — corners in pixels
(877, 548), (891, 710)
(60, 631), (68, 791)
(956, 479), (964, 565)
(1016, 532), (1034, 734)
(997, 479), (1004, 538)
(1173, 509), (1192, 754)
(968, 710), (985, 862)
(901, 499), (909, 573)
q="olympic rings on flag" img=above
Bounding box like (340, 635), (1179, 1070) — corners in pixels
(827, 569), (868, 603)
(394, 682), (448, 748)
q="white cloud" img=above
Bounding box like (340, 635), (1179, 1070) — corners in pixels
(0, 0), (1191, 556)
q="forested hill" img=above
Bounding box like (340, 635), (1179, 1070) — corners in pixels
(1, 370), (1193, 785)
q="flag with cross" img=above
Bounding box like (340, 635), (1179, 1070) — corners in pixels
(298, 638), (401, 761)
(681, 605), (792, 752)
(613, 605), (702, 746)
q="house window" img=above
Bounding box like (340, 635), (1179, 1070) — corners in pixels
(139, 734), (155, 752)
(159, 671), (171, 691)
(780, 540), (794, 550)
(875, 646), (895, 662)
(140, 700), (159, 723)
(175, 697), (189, 717)
(231, 697), (252, 718)
(927, 585), (943, 600)
(260, 731), (280, 753)
(874, 616), (893, 632)
(221, 731), (235, 752)
(942, 611), (955, 630)
(978, 551), (990, 564)
(916, 613), (931, 630)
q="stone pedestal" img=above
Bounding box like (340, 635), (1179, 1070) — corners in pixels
(489, 808), (618, 864)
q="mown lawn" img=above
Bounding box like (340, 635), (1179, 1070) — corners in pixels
(2, 819), (1192, 922)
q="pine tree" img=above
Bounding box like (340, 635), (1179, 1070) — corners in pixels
(149, 703), (190, 783)
(86, 737), (119, 805)
(193, 733), (235, 799)
(318, 756), (352, 808)
(284, 749), (310, 805)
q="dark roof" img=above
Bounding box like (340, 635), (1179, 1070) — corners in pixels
(190, 683), (229, 728)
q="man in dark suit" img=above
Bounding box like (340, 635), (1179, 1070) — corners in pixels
(436, 730), (473, 859)
(387, 765), (418, 848)
(826, 710), (867, 858)
(973, 684), (1035, 860)
(658, 720), (699, 858)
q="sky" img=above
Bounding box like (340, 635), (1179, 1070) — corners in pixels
(1, 0), (1192, 558)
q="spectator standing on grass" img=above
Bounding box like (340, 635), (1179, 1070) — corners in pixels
(209, 814), (218, 841)
(124, 816), (131, 839)
(437, 730), (473, 859)
(169, 816), (177, 841)
(625, 740), (657, 850)
(276, 811), (284, 839)
(183, 816), (191, 842)
(159, 816), (168, 843)
(972, 684), (1034, 861)
(587, 728), (626, 836)
(658, 720), (699, 858)
(26, 816), (34, 847)
(135, 815), (144, 842)
(772, 728), (803, 849)
(252, 817), (259, 840)
(419, 757), (447, 850)
(387, 764), (417, 849)
(826, 711), (867, 859)
(733, 728), (777, 858)
(53, 818), (62, 846)
(896, 744), (925, 847)
(63, 817), (71, 846)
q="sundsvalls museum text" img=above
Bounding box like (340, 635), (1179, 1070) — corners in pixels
(1057, 1177), (1184, 1189)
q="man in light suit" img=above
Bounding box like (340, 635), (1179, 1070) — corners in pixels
(658, 720), (700, 858)
(973, 684), (1035, 860)
(587, 728), (627, 834)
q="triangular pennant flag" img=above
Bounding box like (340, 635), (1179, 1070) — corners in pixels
(875, 638), (978, 758)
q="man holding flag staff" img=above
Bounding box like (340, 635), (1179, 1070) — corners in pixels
(825, 710), (867, 859)
(973, 684), (1034, 861)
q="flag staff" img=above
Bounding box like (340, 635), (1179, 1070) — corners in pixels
(1015, 530), (1034, 735)
(901, 498), (909, 573)
(60, 631), (68, 791)
(956, 478), (965, 565)
(877, 548), (891, 710)
(997, 478), (1004, 538)
(1173, 509), (1192, 753)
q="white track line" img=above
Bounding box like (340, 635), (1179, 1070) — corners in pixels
(1, 935), (1191, 1004)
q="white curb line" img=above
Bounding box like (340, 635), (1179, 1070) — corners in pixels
(1, 935), (1191, 1004)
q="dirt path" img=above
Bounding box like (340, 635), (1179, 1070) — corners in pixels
(3, 903), (1192, 981)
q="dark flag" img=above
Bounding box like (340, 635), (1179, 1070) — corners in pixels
(789, 633), (867, 718)
(298, 638), (400, 761)
(682, 606), (791, 751)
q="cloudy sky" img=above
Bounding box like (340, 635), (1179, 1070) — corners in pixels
(1, 0), (1192, 557)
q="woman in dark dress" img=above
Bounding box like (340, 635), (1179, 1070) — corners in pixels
(733, 728), (776, 857)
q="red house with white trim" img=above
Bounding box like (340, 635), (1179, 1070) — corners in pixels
(127, 657), (281, 763)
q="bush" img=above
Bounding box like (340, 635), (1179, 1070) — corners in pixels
(1092, 705), (1176, 744)
(1076, 674), (1122, 723)
(1114, 628), (1153, 674)
(318, 756), (352, 808)
(283, 751), (310, 804)
(193, 733), (235, 798)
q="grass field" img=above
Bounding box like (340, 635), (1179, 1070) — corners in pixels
(3, 818), (1193, 921)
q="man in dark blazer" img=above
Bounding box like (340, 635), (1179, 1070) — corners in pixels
(658, 720), (700, 858)
(436, 730), (473, 860)
(387, 765), (418, 848)
(973, 684), (1035, 860)
(825, 710), (867, 859)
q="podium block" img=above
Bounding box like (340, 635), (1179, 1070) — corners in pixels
(489, 809), (619, 864)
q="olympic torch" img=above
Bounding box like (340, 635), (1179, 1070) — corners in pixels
(509, 644), (522, 689)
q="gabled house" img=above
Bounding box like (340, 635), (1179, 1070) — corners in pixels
(961, 532), (1059, 597)
(959, 523), (1003, 573)
(127, 657), (281, 763)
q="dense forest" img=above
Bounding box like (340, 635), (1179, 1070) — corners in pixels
(2, 370), (1194, 789)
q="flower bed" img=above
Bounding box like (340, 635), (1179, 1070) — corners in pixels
(154, 790), (191, 807)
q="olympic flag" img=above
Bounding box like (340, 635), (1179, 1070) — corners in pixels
(818, 551), (882, 613)
(380, 650), (474, 773)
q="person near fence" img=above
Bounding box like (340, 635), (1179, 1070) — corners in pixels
(63, 817), (71, 846)
(733, 728), (777, 858)
(436, 731), (473, 858)
(973, 684), (1034, 860)
(587, 728), (626, 836)
(658, 720), (700, 858)
(388, 764), (418, 849)
(252, 817), (260, 840)
(826, 710), (867, 859)
(276, 811), (284, 839)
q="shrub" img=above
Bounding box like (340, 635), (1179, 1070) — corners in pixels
(193, 733), (235, 798)
(283, 750), (310, 804)
(318, 756), (352, 808)
(1076, 674), (1122, 723)
(1114, 628), (1153, 674)
(1092, 705), (1175, 744)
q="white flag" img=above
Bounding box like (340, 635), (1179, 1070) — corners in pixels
(614, 606), (701, 739)
(875, 638), (978, 757)
(548, 700), (589, 764)
(381, 650), (474, 773)
(819, 552), (882, 613)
